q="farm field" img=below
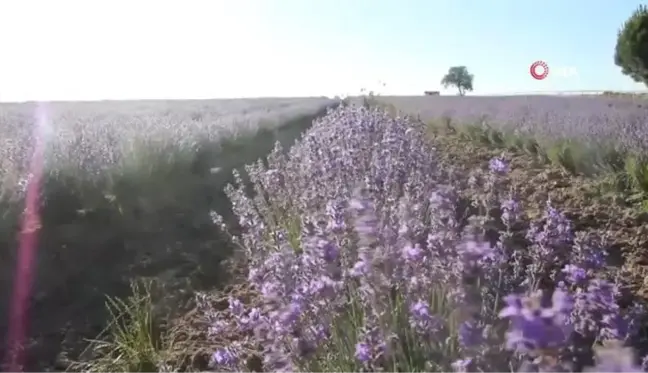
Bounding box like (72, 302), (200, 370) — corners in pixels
(3, 95), (648, 372)
(183, 98), (648, 373)
(375, 95), (648, 292)
(377, 95), (648, 154)
(0, 97), (337, 371)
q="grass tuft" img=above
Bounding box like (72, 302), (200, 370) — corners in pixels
(73, 280), (166, 373)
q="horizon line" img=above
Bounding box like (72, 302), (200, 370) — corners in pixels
(2, 90), (648, 104)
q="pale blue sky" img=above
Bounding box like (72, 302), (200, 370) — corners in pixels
(0, 0), (646, 101)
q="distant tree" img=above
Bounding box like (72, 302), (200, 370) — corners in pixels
(441, 66), (474, 96)
(615, 5), (648, 86)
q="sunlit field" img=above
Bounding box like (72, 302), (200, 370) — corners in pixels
(3, 94), (648, 372)
(185, 96), (648, 373)
(0, 97), (337, 371)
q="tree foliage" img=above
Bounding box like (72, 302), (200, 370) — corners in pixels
(441, 66), (474, 96)
(615, 5), (648, 86)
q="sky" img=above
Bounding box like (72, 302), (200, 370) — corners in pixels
(0, 0), (647, 102)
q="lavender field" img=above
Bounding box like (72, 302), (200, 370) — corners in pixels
(0, 97), (334, 187)
(378, 95), (648, 152)
(0, 97), (336, 371)
(3, 96), (648, 372)
(373, 95), (648, 193)
(176, 103), (648, 373)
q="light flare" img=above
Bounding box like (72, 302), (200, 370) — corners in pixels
(4, 102), (49, 371)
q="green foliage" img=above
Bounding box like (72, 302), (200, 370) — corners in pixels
(593, 145), (627, 174)
(624, 155), (648, 193)
(615, 5), (648, 86)
(303, 283), (460, 373)
(521, 137), (541, 157)
(546, 141), (581, 174)
(441, 66), (474, 96)
(74, 280), (166, 372)
(484, 126), (505, 147)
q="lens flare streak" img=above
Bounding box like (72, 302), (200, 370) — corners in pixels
(4, 102), (48, 371)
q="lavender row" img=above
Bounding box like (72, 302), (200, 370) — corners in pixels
(201, 105), (646, 372)
(379, 95), (648, 152)
(0, 97), (335, 186)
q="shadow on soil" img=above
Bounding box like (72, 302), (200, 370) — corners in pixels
(0, 103), (337, 371)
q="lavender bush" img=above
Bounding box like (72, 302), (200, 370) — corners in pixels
(203, 104), (648, 372)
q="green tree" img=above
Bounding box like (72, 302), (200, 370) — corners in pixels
(615, 5), (648, 86)
(441, 66), (474, 96)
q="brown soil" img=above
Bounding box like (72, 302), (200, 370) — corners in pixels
(426, 126), (648, 299)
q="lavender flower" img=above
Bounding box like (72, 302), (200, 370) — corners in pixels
(562, 264), (588, 284)
(355, 342), (372, 363)
(458, 319), (484, 349)
(584, 340), (643, 372)
(499, 290), (573, 354)
(211, 347), (238, 368)
(489, 157), (509, 174)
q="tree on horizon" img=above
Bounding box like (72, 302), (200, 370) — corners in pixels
(441, 66), (474, 96)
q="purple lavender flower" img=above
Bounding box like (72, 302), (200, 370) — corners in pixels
(408, 299), (443, 335)
(410, 300), (431, 320)
(228, 297), (244, 316)
(584, 340), (642, 372)
(239, 307), (262, 329)
(350, 259), (369, 277)
(403, 243), (424, 261)
(210, 347), (237, 368)
(562, 264), (588, 283)
(571, 279), (630, 341)
(452, 358), (473, 372)
(457, 240), (496, 266)
(279, 301), (302, 326)
(489, 157), (509, 174)
(458, 319), (484, 349)
(499, 290), (573, 353)
(315, 239), (339, 262)
(355, 342), (372, 363)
